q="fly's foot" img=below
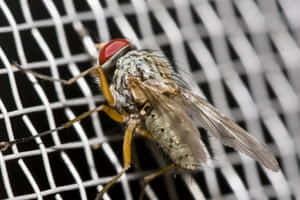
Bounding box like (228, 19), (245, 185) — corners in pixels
(0, 141), (9, 151)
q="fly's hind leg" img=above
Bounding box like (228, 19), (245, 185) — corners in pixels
(95, 119), (137, 200)
(139, 164), (176, 200)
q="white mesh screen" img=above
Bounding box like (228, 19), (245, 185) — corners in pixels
(0, 0), (300, 200)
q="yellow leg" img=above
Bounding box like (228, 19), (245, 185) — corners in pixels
(139, 164), (176, 200)
(13, 61), (117, 110)
(0, 105), (127, 151)
(64, 105), (126, 128)
(135, 127), (154, 140)
(95, 119), (137, 200)
(95, 43), (106, 50)
(97, 66), (114, 106)
(14, 62), (116, 107)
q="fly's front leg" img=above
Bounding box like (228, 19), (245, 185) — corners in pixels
(97, 65), (115, 106)
(12, 63), (100, 85)
(12, 43), (108, 87)
(95, 119), (137, 200)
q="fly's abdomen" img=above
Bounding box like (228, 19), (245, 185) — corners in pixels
(145, 109), (197, 170)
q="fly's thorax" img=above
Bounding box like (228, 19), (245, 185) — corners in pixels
(145, 108), (198, 170)
(110, 50), (177, 112)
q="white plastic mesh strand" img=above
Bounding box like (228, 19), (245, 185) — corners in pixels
(0, 0), (300, 200)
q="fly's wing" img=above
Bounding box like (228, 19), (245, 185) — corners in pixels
(178, 88), (280, 172)
(130, 77), (210, 165)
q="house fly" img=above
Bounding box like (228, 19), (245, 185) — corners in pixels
(0, 39), (279, 200)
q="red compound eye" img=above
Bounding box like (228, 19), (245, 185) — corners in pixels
(99, 39), (131, 64)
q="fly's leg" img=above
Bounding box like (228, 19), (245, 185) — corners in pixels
(12, 62), (118, 115)
(4, 54), (125, 149)
(64, 105), (126, 128)
(12, 42), (107, 86)
(12, 63), (100, 85)
(1, 63), (125, 150)
(135, 127), (154, 140)
(95, 119), (137, 200)
(94, 41), (116, 106)
(96, 64), (114, 106)
(0, 105), (126, 151)
(139, 164), (176, 200)
(95, 43), (106, 50)
(13, 56), (118, 107)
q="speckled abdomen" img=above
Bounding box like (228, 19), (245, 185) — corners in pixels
(144, 109), (198, 170)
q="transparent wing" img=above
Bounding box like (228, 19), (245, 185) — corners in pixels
(178, 88), (280, 171)
(130, 77), (210, 165)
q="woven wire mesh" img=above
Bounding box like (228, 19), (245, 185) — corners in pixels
(0, 0), (300, 199)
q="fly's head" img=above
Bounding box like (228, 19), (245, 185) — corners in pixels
(99, 39), (135, 70)
(98, 39), (139, 112)
(98, 39), (177, 113)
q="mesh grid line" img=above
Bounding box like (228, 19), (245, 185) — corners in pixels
(0, 0), (300, 200)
